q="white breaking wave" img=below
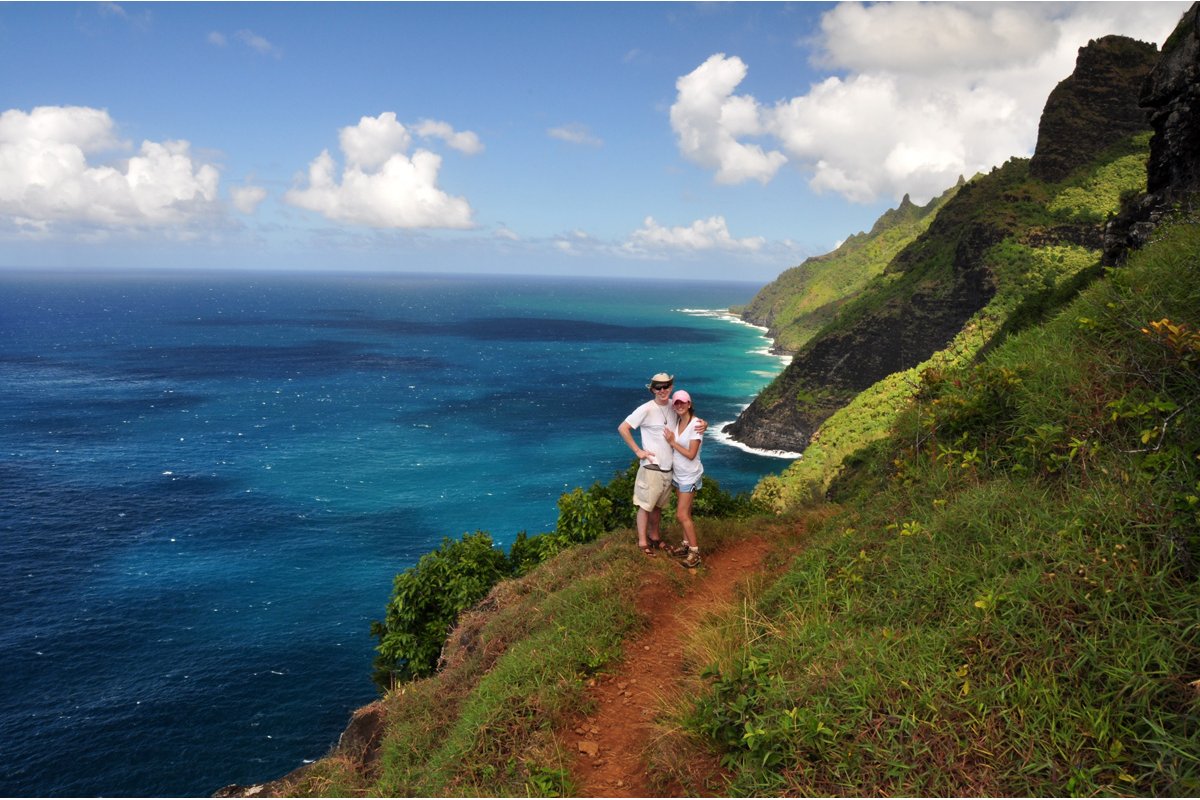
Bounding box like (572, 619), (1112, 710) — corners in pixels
(675, 307), (799, 459)
(677, 307), (790, 366)
(708, 421), (802, 459)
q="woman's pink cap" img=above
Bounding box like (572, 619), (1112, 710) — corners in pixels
(671, 390), (691, 405)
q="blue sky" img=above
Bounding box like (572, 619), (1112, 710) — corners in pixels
(0, 2), (1190, 281)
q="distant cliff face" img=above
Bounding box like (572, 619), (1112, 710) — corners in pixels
(1106, 3), (1200, 261)
(728, 34), (1161, 455)
(738, 184), (961, 355)
(724, 181), (1005, 452)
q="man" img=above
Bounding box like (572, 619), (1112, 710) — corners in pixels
(617, 372), (706, 556)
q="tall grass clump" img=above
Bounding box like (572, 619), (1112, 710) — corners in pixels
(671, 219), (1200, 796)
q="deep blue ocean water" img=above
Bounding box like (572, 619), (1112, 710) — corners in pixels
(0, 270), (793, 797)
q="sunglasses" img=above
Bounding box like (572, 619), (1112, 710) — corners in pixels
(651, 384), (673, 391)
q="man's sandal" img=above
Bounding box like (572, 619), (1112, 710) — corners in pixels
(640, 545), (656, 557)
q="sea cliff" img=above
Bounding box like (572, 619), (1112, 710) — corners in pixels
(725, 33), (1161, 463)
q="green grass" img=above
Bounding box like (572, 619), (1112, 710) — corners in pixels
(1048, 133), (1153, 222)
(753, 136), (1152, 508)
(277, 159), (1195, 800)
(281, 514), (766, 798)
(660, 218), (1200, 797)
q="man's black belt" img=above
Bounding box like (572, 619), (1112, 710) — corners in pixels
(643, 464), (672, 472)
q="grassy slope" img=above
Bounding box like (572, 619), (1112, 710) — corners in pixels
(654, 218), (1200, 796)
(753, 134), (1153, 510)
(275, 139), (1189, 800)
(281, 220), (1196, 800)
(279, 519), (758, 797)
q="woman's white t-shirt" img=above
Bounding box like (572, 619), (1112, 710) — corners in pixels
(672, 418), (704, 485)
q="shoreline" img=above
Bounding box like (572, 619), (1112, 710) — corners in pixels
(677, 306), (800, 461)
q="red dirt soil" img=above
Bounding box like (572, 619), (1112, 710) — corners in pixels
(566, 536), (773, 797)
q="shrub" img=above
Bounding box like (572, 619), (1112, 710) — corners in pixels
(370, 531), (510, 686)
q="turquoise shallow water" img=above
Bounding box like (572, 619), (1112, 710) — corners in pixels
(0, 270), (792, 796)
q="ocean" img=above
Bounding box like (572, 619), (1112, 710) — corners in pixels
(0, 269), (793, 797)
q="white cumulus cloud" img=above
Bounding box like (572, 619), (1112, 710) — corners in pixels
(670, 54), (787, 185)
(672, 1), (1190, 203)
(0, 105), (221, 230)
(625, 215), (765, 255)
(284, 112), (478, 229)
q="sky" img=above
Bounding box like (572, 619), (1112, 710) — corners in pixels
(0, 1), (1191, 282)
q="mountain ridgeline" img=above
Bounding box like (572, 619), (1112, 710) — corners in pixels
(728, 34), (1162, 503)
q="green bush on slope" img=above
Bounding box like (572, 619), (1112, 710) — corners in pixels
(679, 219), (1200, 797)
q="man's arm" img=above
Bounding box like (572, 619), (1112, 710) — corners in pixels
(618, 421), (648, 461)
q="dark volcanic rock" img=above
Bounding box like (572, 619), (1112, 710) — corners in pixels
(725, 221), (1002, 452)
(1030, 35), (1159, 182)
(1143, 4), (1200, 197)
(1105, 3), (1200, 262)
(213, 702), (387, 797)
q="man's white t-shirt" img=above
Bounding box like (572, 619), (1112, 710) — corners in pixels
(671, 418), (704, 485)
(624, 400), (678, 470)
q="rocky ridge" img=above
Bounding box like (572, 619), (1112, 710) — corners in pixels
(1106, 2), (1200, 261)
(726, 34), (1161, 455)
(738, 182), (961, 354)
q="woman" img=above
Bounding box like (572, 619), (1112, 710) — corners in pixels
(662, 389), (703, 568)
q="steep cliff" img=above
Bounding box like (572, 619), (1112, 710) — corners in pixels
(739, 182), (962, 354)
(1030, 35), (1162, 182)
(1106, 3), (1200, 261)
(727, 35), (1160, 455)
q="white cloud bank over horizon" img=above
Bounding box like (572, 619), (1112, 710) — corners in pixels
(671, 1), (1190, 204)
(283, 112), (479, 229)
(0, 105), (221, 235)
(231, 184), (267, 215)
(625, 215), (766, 256)
(539, 214), (782, 263)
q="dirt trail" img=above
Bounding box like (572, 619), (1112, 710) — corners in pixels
(566, 536), (773, 797)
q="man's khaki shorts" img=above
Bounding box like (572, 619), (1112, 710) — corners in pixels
(632, 466), (673, 512)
